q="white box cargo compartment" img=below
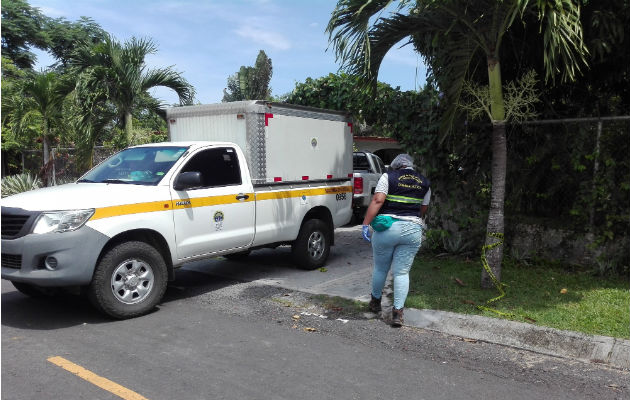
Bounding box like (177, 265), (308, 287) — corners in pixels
(166, 101), (353, 184)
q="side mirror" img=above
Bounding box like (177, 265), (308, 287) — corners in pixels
(174, 171), (202, 191)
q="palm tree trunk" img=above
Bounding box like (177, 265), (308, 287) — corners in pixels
(481, 55), (507, 289)
(481, 121), (507, 288)
(124, 111), (133, 144)
(42, 137), (50, 165)
(42, 121), (52, 187)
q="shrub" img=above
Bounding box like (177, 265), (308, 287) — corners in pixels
(1, 173), (41, 198)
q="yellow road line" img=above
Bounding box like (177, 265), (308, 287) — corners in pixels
(47, 356), (149, 400)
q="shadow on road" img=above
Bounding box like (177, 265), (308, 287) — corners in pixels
(0, 250), (300, 331)
(1, 289), (108, 330)
(1, 227), (366, 330)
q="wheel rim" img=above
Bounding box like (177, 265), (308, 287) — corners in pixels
(307, 231), (325, 261)
(111, 258), (155, 305)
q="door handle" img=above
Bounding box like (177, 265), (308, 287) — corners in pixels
(236, 194), (249, 201)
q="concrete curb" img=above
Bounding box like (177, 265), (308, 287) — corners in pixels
(402, 308), (630, 370)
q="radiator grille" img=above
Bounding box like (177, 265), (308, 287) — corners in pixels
(1, 254), (22, 269)
(1, 208), (38, 239)
(1, 214), (29, 237)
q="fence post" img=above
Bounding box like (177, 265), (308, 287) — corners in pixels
(51, 148), (57, 186)
(590, 120), (602, 231)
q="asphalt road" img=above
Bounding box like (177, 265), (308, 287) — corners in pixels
(2, 264), (628, 400)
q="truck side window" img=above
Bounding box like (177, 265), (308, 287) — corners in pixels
(180, 147), (242, 187)
(376, 156), (385, 174)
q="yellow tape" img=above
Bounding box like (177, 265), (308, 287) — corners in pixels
(476, 232), (535, 322)
(476, 232), (516, 318)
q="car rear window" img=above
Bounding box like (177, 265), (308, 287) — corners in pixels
(353, 153), (370, 171)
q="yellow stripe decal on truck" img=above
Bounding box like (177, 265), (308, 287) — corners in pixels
(91, 200), (174, 220)
(172, 193), (255, 209)
(256, 186), (352, 201)
(90, 185), (351, 221)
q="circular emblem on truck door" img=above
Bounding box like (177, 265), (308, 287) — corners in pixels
(214, 211), (224, 230)
(311, 138), (318, 148)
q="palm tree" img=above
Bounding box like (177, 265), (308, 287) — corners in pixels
(71, 35), (195, 143)
(15, 71), (74, 185)
(21, 72), (62, 165)
(327, 0), (588, 288)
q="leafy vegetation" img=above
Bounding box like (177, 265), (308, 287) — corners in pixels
(70, 35), (195, 145)
(285, 72), (439, 138)
(1, 172), (41, 197)
(1, 0), (49, 69)
(222, 50), (273, 101)
(1, 0), (195, 177)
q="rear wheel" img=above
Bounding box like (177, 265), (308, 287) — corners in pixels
(292, 219), (331, 270)
(88, 241), (167, 319)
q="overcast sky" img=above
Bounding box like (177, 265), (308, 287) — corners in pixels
(32, 0), (428, 105)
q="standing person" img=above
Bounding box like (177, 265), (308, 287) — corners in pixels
(361, 154), (431, 327)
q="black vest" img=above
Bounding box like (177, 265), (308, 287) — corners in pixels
(379, 169), (430, 217)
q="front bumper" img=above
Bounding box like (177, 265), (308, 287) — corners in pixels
(1, 226), (110, 287)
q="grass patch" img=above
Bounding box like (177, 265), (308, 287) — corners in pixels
(406, 255), (630, 339)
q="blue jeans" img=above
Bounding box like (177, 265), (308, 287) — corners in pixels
(371, 220), (423, 310)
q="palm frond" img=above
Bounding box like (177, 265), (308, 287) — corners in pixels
(327, 0), (396, 78)
(537, 0), (589, 83)
(141, 68), (195, 105)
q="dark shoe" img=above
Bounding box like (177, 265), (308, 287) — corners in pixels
(391, 308), (404, 327)
(368, 294), (382, 313)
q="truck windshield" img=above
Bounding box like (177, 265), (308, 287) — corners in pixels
(78, 146), (188, 185)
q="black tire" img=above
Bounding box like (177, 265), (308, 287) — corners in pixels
(12, 282), (57, 297)
(88, 241), (167, 319)
(291, 219), (331, 270)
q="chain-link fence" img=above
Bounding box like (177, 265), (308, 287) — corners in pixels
(419, 115), (629, 268)
(22, 146), (117, 184)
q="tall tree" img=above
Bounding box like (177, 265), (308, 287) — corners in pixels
(71, 35), (195, 143)
(222, 50), (273, 101)
(1, 0), (50, 69)
(1, 56), (36, 161)
(327, 0), (589, 288)
(46, 16), (107, 70)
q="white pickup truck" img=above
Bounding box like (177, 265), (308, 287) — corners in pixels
(352, 151), (385, 221)
(1, 101), (353, 319)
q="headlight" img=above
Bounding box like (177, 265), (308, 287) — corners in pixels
(32, 209), (95, 234)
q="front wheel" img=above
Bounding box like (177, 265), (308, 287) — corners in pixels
(88, 241), (167, 319)
(291, 219), (331, 270)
